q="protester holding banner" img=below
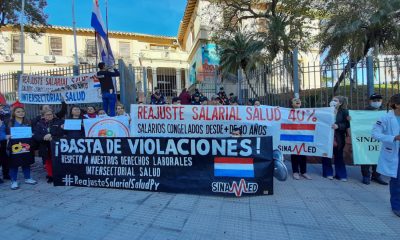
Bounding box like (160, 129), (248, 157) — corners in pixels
(6, 106), (37, 189)
(150, 87), (166, 105)
(289, 98), (312, 180)
(63, 106), (85, 138)
(0, 119), (6, 184)
(191, 93), (202, 105)
(83, 106), (97, 119)
(372, 93), (400, 217)
(97, 109), (108, 118)
(96, 62), (120, 117)
(0, 102), (10, 181)
(34, 109), (64, 183)
(178, 88), (191, 105)
(31, 101), (67, 129)
(360, 94), (388, 185)
(321, 96), (349, 181)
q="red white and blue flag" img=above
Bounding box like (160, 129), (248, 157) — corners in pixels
(91, 0), (115, 67)
(280, 123), (316, 142)
(214, 157), (255, 178)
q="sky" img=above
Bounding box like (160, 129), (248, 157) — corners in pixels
(44, 0), (187, 36)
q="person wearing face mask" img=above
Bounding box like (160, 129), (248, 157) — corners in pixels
(34, 109), (64, 183)
(360, 94), (388, 185)
(322, 96), (350, 181)
(372, 93), (400, 217)
(289, 98), (312, 180)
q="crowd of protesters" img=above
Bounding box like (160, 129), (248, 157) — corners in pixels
(0, 62), (399, 217)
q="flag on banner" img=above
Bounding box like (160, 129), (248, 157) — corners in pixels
(214, 157), (255, 178)
(279, 123), (316, 142)
(91, 0), (114, 67)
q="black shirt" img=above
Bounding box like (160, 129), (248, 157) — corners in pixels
(97, 69), (120, 93)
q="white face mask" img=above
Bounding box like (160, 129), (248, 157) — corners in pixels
(329, 101), (338, 108)
(371, 102), (382, 109)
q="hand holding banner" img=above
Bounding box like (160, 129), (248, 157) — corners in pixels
(10, 127), (32, 139)
(350, 110), (385, 165)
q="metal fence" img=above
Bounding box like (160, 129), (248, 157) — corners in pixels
(0, 64), (100, 118)
(193, 55), (400, 109)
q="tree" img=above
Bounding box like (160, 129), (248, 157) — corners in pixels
(218, 31), (264, 97)
(206, 0), (320, 61)
(0, 0), (48, 39)
(317, 0), (400, 93)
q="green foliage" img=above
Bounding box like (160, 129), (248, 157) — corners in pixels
(218, 31), (264, 96)
(0, 0), (48, 39)
(208, 0), (317, 61)
(318, 0), (400, 63)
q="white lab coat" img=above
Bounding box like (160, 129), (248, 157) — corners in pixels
(372, 111), (400, 178)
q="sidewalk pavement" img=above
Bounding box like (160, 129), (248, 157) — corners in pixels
(0, 161), (399, 240)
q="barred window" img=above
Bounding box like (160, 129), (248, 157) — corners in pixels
(12, 35), (22, 54)
(119, 42), (130, 58)
(49, 36), (62, 55)
(86, 39), (96, 57)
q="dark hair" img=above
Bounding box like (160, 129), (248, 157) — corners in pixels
(334, 96), (348, 110)
(172, 97), (180, 103)
(69, 105), (83, 119)
(98, 62), (105, 69)
(9, 107), (30, 127)
(388, 93), (400, 111)
(289, 97), (301, 108)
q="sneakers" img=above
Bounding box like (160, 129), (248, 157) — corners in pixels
(327, 176), (334, 180)
(47, 176), (53, 183)
(25, 179), (37, 185)
(10, 181), (19, 190)
(371, 176), (388, 185)
(341, 178), (348, 182)
(362, 177), (371, 185)
(293, 173), (300, 180)
(301, 173), (312, 180)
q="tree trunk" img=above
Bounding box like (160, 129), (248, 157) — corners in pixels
(332, 60), (358, 94)
(242, 67), (259, 98)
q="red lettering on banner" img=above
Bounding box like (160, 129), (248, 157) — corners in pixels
(246, 107), (281, 121)
(137, 106), (184, 120)
(46, 77), (67, 86)
(192, 107), (241, 121)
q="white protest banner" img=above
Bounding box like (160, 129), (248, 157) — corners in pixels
(84, 116), (130, 137)
(10, 127), (32, 139)
(130, 105), (335, 157)
(18, 73), (102, 104)
(63, 119), (83, 130)
(349, 110), (385, 165)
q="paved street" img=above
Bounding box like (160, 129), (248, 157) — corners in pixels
(1, 160), (399, 240)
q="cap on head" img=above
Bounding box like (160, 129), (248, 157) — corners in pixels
(369, 93), (383, 100)
(98, 62), (105, 69)
(11, 100), (24, 109)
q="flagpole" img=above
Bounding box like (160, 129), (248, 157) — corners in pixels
(72, 0), (80, 75)
(105, 0), (109, 38)
(20, 0), (25, 73)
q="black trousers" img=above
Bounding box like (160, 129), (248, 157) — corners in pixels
(0, 140), (9, 178)
(361, 164), (380, 178)
(291, 155), (307, 174)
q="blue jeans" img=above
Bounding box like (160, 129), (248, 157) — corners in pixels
(321, 147), (347, 179)
(9, 167), (31, 181)
(390, 151), (400, 211)
(102, 92), (116, 117)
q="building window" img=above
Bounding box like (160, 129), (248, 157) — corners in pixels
(119, 42), (130, 58)
(49, 36), (62, 55)
(12, 35), (22, 54)
(85, 39), (96, 57)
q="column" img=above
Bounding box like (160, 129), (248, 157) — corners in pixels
(152, 68), (157, 90)
(176, 68), (182, 94)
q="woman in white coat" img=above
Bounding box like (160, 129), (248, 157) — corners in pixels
(372, 93), (400, 217)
